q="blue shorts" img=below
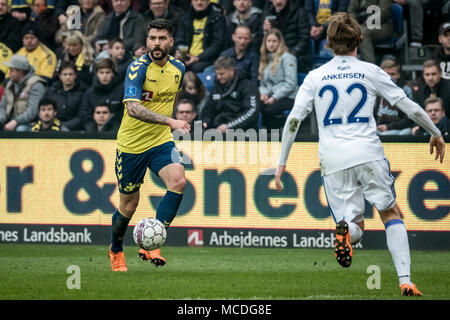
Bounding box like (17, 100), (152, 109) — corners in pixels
(115, 141), (183, 194)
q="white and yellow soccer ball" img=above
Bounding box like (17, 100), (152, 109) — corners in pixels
(133, 218), (167, 251)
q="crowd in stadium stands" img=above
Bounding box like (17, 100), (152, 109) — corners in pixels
(0, 0), (449, 140)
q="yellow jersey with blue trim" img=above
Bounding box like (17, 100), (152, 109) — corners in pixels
(118, 53), (185, 154)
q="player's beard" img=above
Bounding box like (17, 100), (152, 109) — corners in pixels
(150, 47), (169, 60)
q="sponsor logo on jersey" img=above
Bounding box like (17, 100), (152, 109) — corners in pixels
(142, 90), (153, 101)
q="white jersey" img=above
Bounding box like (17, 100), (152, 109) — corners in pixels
(292, 55), (407, 175)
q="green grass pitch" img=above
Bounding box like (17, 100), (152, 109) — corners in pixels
(1, 244), (449, 300)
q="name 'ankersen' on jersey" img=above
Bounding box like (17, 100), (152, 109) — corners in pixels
(321, 72), (365, 81)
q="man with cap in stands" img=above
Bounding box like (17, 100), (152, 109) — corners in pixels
(433, 22), (450, 80)
(0, 54), (46, 131)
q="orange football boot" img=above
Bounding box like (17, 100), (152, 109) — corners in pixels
(108, 246), (128, 272)
(334, 220), (353, 268)
(138, 248), (166, 267)
(400, 283), (423, 296)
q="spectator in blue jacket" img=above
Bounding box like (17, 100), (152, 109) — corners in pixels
(220, 25), (260, 84)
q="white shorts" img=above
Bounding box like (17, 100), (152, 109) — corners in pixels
(322, 158), (396, 224)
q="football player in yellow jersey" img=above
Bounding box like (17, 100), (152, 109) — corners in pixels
(108, 19), (191, 272)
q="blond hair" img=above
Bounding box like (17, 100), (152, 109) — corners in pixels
(65, 30), (95, 65)
(424, 96), (444, 109)
(380, 59), (400, 72)
(423, 59), (442, 72)
(258, 28), (289, 80)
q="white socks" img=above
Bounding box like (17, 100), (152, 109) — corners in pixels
(385, 219), (412, 286)
(348, 221), (363, 244)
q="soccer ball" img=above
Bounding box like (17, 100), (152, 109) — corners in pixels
(133, 218), (167, 251)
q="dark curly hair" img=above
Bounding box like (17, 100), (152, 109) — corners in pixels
(146, 18), (174, 37)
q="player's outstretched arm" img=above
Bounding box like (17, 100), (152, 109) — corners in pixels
(275, 73), (314, 192)
(430, 135), (446, 163)
(276, 116), (302, 192)
(126, 101), (191, 132)
(275, 165), (286, 192)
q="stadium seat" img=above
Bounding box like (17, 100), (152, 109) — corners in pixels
(197, 72), (215, 93)
(374, 4), (409, 64)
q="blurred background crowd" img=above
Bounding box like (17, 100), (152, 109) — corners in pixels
(0, 0), (448, 140)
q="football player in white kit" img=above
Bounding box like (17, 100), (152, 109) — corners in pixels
(275, 13), (446, 296)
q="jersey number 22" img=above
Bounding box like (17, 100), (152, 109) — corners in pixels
(319, 83), (369, 127)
